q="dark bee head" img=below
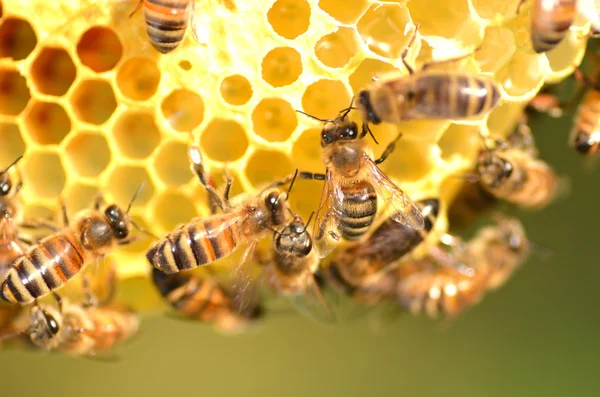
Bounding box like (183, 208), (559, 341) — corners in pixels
(321, 118), (360, 147)
(263, 189), (289, 227)
(499, 218), (527, 253)
(0, 156), (23, 198)
(571, 130), (599, 156)
(28, 305), (61, 348)
(477, 152), (513, 188)
(357, 90), (381, 125)
(104, 204), (130, 240)
(247, 304), (265, 321)
(275, 216), (313, 257)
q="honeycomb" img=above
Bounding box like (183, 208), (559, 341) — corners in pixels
(0, 0), (593, 312)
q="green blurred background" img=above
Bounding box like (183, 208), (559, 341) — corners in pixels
(1, 93), (599, 397)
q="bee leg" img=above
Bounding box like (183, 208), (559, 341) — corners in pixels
(59, 198), (69, 227)
(52, 292), (63, 313)
(222, 172), (233, 203)
(360, 122), (379, 144)
(128, 0), (143, 18)
(400, 24), (420, 74)
(421, 48), (479, 71)
(515, 0), (526, 14)
(14, 170), (23, 194)
(18, 219), (61, 232)
(374, 133), (403, 164)
(117, 235), (138, 246)
(94, 193), (106, 211)
(81, 274), (98, 308)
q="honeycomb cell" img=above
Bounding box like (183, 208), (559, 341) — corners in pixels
(315, 27), (360, 69)
(438, 124), (481, 162)
(498, 50), (546, 98)
(76, 26), (123, 73)
(487, 101), (525, 138)
(200, 119), (248, 162)
(64, 183), (99, 214)
(220, 74), (253, 106)
(154, 192), (197, 232)
(22, 151), (66, 198)
(301, 79), (351, 120)
(117, 57), (161, 101)
(106, 166), (154, 208)
(357, 3), (412, 59)
(287, 178), (323, 223)
(24, 101), (71, 145)
(70, 79), (117, 125)
(64, 132), (111, 178)
(0, 123), (25, 166)
(161, 89), (205, 132)
(0, 68), (30, 116)
(0, 18), (37, 61)
(113, 110), (161, 159)
(318, 0), (371, 25)
(476, 26), (516, 75)
(30, 47), (77, 96)
(178, 60), (192, 71)
(252, 98), (297, 142)
(379, 137), (434, 183)
(348, 58), (397, 95)
(471, 0), (521, 20)
(291, 128), (322, 172)
(261, 47), (302, 88)
(267, 0), (310, 40)
(153, 140), (192, 187)
(245, 149), (293, 189)
(546, 30), (587, 78)
(408, 0), (481, 44)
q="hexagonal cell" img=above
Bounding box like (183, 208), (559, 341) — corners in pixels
(153, 140), (193, 187)
(475, 26), (516, 75)
(267, 0), (310, 40)
(437, 124), (481, 162)
(154, 192), (197, 232)
(30, 47), (77, 97)
(160, 88), (204, 132)
(220, 74), (253, 106)
(105, 166), (154, 208)
(252, 98), (297, 142)
(315, 27), (360, 69)
(497, 50), (546, 98)
(357, 3), (412, 59)
(76, 26), (123, 73)
(24, 101), (71, 145)
(200, 119), (249, 162)
(64, 183), (100, 215)
(113, 110), (161, 159)
(0, 123), (25, 167)
(245, 149), (293, 189)
(261, 47), (302, 88)
(378, 137), (434, 183)
(348, 58), (397, 94)
(471, 0), (521, 21)
(291, 127), (322, 172)
(21, 151), (66, 198)
(287, 178), (324, 223)
(64, 131), (111, 177)
(0, 18), (37, 61)
(486, 101), (525, 138)
(301, 79), (351, 120)
(318, 0), (370, 25)
(117, 57), (161, 101)
(546, 29), (587, 78)
(70, 79), (117, 125)
(0, 68), (30, 116)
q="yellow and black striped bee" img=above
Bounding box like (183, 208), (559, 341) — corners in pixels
(517, 0), (577, 53)
(569, 67), (600, 156)
(298, 108), (424, 258)
(356, 25), (501, 128)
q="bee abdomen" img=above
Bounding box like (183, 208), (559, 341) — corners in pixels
(88, 308), (138, 352)
(1, 234), (85, 304)
(143, 0), (190, 54)
(339, 183), (377, 240)
(531, 0), (576, 53)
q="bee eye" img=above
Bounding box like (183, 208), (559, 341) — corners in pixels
(322, 133), (332, 144)
(503, 161), (513, 177)
(0, 179), (11, 196)
(406, 91), (416, 101)
(44, 313), (59, 335)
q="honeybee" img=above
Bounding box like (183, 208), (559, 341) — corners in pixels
(298, 108), (424, 258)
(325, 198), (440, 293)
(517, 0), (576, 53)
(356, 25), (501, 128)
(474, 122), (559, 209)
(569, 68), (600, 156)
(151, 267), (263, 333)
(396, 216), (530, 318)
(130, 0), (196, 54)
(0, 185), (146, 305)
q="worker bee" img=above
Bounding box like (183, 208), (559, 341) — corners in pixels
(0, 185), (146, 305)
(474, 122), (559, 209)
(325, 198), (440, 293)
(517, 0), (576, 53)
(356, 24), (501, 128)
(569, 67), (600, 156)
(130, 0), (196, 54)
(396, 216), (530, 318)
(297, 108), (424, 258)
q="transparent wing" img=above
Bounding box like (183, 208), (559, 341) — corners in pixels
(313, 172), (343, 258)
(229, 240), (260, 316)
(288, 276), (337, 326)
(362, 153), (425, 230)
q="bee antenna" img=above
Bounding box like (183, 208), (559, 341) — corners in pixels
(338, 96), (356, 119)
(301, 211), (315, 233)
(363, 122), (379, 145)
(295, 110), (334, 123)
(529, 240), (553, 261)
(285, 169), (299, 199)
(1, 155), (23, 175)
(131, 219), (158, 239)
(126, 182), (145, 214)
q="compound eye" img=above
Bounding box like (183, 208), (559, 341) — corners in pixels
(345, 127), (356, 138)
(503, 161), (513, 177)
(322, 133), (332, 144)
(0, 179), (11, 196)
(44, 313), (60, 335)
(265, 192), (279, 208)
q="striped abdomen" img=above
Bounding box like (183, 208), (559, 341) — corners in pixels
(1, 233), (86, 304)
(571, 90), (600, 156)
(339, 181), (377, 241)
(402, 73), (501, 120)
(146, 214), (240, 274)
(507, 156), (558, 208)
(531, 0), (576, 53)
(143, 0), (190, 53)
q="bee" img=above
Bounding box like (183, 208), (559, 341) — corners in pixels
(474, 122), (559, 209)
(0, 185), (146, 305)
(130, 0), (196, 54)
(324, 198), (439, 295)
(151, 267), (263, 333)
(396, 216), (530, 318)
(297, 108), (424, 258)
(517, 0), (576, 53)
(356, 24), (501, 128)
(569, 68), (600, 156)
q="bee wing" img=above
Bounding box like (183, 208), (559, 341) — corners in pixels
(229, 240), (261, 316)
(362, 153), (425, 230)
(313, 171), (343, 258)
(287, 276), (337, 326)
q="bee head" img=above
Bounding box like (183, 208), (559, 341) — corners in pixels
(571, 130), (599, 156)
(0, 156), (23, 198)
(357, 90), (381, 125)
(29, 305), (62, 347)
(264, 189), (289, 227)
(275, 216), (313, 257)
(321, 118), (360, 147)
(477, 152), (513, 187)
(104, 204), (130, 240)
(499, 218), (527, 253)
